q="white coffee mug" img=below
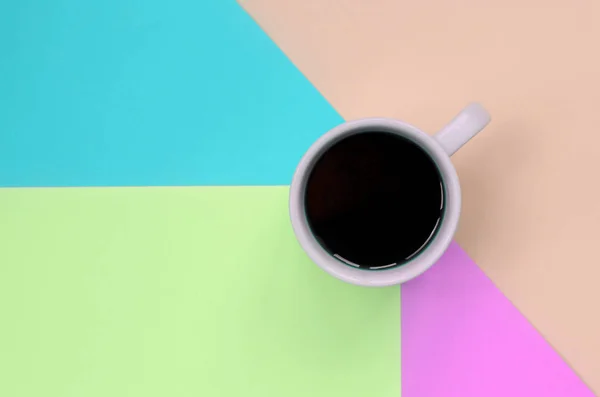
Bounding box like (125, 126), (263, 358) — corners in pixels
(289, 103), (491, 287)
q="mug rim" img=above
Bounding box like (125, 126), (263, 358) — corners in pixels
(289, 117), (461, 287)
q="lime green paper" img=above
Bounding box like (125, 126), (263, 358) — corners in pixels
(0, 187), (400, 397)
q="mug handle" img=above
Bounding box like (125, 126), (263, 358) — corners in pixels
(434, 103), (491, 156)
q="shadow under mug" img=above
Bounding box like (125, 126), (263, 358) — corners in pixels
(289, 103), (491, 287)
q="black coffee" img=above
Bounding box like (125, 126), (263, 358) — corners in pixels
(304, 132), (444, 269)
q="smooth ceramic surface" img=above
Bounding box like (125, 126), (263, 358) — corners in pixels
(289, 105), (490, 286)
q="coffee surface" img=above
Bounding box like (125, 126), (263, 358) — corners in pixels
(305, 132), (443, 269)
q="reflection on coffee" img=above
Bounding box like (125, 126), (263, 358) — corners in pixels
(305, 132), (444, 269)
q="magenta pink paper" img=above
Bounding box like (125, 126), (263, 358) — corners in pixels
(401, 242), (594, 397)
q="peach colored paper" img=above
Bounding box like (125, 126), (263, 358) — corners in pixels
(242, 0), (600, 392)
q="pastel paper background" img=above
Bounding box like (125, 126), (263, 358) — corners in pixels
(240, 1), (600, 390)
(0, 187), (400, 397)
(0, 0), (341, 187)
(402, 242), (593, 397)
(2, 0), (596, 396)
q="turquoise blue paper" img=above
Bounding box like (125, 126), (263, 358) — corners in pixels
(0, 0), (342, 187)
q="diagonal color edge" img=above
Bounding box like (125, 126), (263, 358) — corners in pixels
(401, 242), (594, 397)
